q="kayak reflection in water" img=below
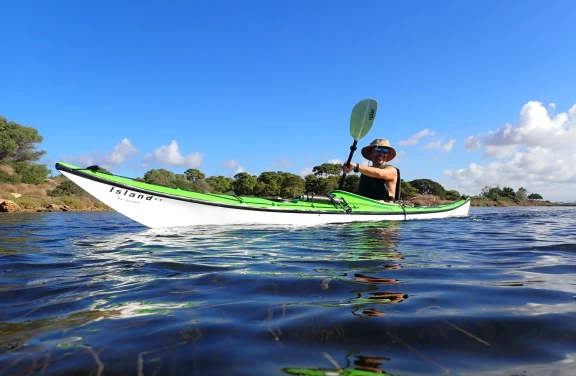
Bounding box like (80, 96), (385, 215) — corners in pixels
(283, 352), (393, 376)
(342, 138), (400, 203)
(346, 222), (407, 317)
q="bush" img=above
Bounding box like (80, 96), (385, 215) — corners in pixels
(14, 196), (50, 209)
(0, 170), (21, 184)
(47, 180), (86, 197)
(11, 162), (51, 184)
(61, 196), (86, 210)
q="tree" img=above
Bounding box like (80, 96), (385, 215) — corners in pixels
(516, 187), (528, 201)
(143, 169), (176, 187)
(400, 180), (419, 199)
(279, 172), (305, 198)
(341, 174), (359, 193)
(254, 171), (282, 197)
(0, 116), (46, 162)
(205, 176), (233, 193)
(232, 172), (257, 196)
(409, 179), (446, 199)
(502, 187), (515, 200)
(11, 161), (51, 184)
(184, 168), (205, 182)
(312, 163), (342, 177)
(47, 180), (87, 197)
(188, 180), (213, 193)
(445, 189), (461, 201)
(304, 174), (339, 194)
(487, 186), (504, 201)
(528, 193), (543, 200)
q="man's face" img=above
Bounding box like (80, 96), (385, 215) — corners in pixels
(370, 146), (389, 164)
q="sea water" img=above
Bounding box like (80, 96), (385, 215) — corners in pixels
(1, 207), (575, 375)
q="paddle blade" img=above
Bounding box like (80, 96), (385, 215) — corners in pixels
(350, 99), (378, 141)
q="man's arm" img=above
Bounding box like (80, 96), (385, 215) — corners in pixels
(343, 163), (396, 181)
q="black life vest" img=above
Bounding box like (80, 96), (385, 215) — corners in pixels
(356, 165), (401, 201)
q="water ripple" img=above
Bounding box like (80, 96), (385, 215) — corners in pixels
(0, 207), (575, 375)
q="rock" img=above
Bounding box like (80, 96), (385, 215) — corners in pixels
(10, 193), (22, 199)
(44, 204), (72, 212)
(0, 199), (21, 213)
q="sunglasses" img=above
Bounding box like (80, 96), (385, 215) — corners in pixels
(374, 147), (389, 154)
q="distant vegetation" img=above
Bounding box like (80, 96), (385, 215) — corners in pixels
(0, 115), (547, 211)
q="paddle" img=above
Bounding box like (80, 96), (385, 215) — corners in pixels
(337, 99), (379, 190)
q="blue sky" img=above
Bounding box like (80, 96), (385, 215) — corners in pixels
(2, 1), (575, 201)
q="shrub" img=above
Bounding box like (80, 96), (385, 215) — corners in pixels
(0, 170), (21, 184)
(47, 180), (86, 197)
(11, 162), (51, 184)
(14, 196), (43, 209)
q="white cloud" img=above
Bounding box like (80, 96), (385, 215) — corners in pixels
(299, 167), (313, 177)
(62, 138), (138, 169)
(146, 140), (202, 167)
(445, 102), (576, 201)
(425, 138), (456, 152)
(398, 129), (436, 146)
(221, 159), (239, 168)
(464, 101), (574, 158)
(328, 158), (343, 164)
(106, 138), (138, 165)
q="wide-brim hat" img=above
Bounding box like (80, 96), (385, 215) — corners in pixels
(361, 138), (397, 161)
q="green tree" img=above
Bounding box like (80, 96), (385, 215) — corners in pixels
(445, 189), (461, 201)
(279, 172), (305, 198)
(409, 179), (446, 199)
(143, 169), (177, 187)
(11, 161), (51, 184)
(516, 187), (528, 201)
(341, 174), (360, 193)
(205, 176), (233, 193)
(487, 186), (504, 200)
(502, 187), (516, 200)
(188, 179), (212, 193)
(400, 180), (419, 199)
(47, 180), (87, 197)
(312, 163), (342, 177)
(0, 116), (46, 162)
(233, 172), (257, 196)
(304, 174), (338, 194)
(0, 170), (21, 184)
(254, 171), (282, 197)
(184, 168), (205, 182)
(528, 193), (543, 200)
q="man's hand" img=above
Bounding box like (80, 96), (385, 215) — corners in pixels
(342, 162), (357, 174)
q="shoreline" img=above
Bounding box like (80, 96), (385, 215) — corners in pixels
(0, 196), (561, 214)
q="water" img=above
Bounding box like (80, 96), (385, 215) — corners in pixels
(1, 207), (575, 376)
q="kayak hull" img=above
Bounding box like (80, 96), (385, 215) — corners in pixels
(56, 162), (471, 228)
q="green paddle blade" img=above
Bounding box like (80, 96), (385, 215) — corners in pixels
(350, 99), (378, 141)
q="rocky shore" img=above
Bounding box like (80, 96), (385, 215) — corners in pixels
(0, 195), (554, 214)
(0, 198), (112, 213)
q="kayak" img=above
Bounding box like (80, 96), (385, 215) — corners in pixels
(55, 162), (471, 228)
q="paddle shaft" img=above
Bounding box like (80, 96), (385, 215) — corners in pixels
(337, 140), (358, 189)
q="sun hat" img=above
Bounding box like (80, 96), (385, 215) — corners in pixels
(360, 139), (397, 161)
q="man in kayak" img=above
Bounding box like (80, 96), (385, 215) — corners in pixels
(342, 138), (400, 202)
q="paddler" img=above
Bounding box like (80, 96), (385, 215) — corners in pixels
(342, 138), (400, 202)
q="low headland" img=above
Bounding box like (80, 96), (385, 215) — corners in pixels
(0, 181), (556, 214)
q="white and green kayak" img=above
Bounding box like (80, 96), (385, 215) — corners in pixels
(55, 162), (471, 229)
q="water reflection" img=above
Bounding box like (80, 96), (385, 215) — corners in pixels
(284, 352), (394, 375)
(340, 222), (408, 317)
